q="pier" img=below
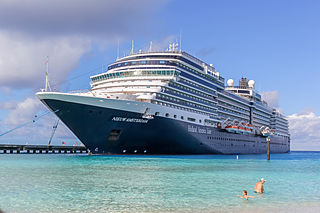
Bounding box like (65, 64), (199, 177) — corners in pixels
(0, 144), (88, 154)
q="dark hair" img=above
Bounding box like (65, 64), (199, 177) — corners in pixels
(243, 190), (247, 195)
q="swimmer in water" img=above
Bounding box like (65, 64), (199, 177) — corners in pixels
(237, 190), (255, 200)
(254, 178), (266, 193)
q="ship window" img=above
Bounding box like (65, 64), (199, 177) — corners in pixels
(181, 116), (184, 120)
(155, 112), (159, 116)
(187, 117), (196, 122)
(174, 115), (177, 118)
(165, 113), (169, 117)
(160, 60), (165, 64)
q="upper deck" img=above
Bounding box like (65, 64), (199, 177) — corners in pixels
(90, 51), (225, 85)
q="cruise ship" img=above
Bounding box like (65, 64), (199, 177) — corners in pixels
(36, 44), (290, 154)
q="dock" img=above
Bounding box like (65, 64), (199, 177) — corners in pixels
(0, 144), (88, 154)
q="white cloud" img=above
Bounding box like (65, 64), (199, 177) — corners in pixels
(0, 0), (170, 145)
(0, 0), (169, 90)
(288, 110), (320, 150)
(3, 97), (42, 126)
(261, 90), (279, 108)
(0, 0), (167, 38)
(0, 32), (91, 90)
(0, 97), (77, 145)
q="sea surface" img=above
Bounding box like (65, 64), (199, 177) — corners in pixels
(0, 151), (320, 213)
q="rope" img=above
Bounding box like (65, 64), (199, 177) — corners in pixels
(0, 110), (58, 137)
(48, 119), (59, 146)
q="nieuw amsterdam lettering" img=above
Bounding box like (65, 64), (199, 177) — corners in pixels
(112, 117), (148, 123)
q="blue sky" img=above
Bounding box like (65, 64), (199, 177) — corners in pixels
(0, 0), (319, 150)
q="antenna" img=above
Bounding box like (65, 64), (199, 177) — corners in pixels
(44, 56), (51, 92)
(45, 56), (48, 91)
(149, 41), (153, 52)
(179, 30), (182, 52)
(131, 40), (134, 55)
(117, 40), (120, 60)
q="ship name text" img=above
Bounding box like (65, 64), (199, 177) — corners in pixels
(112, 117), (149, 123)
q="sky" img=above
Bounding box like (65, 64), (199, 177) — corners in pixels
(0, 0), (319, 150)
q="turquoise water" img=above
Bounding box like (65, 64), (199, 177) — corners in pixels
(0, 152), (320, 213)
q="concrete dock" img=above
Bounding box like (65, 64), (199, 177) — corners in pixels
(0, 144), (88, 154)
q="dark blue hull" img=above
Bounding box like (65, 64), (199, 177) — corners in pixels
(41, 99), (290, 154)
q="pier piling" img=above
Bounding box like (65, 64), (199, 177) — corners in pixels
(267, 137), (270, 160)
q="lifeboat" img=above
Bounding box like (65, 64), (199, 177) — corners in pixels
(240, 123), (253, 134)
(247, 124), (254, 130)
(225, 125), (239, 133)
(238, 126), (246, 133)
(224, 123), (253, 134)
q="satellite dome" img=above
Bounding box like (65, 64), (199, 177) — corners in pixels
(227, 79), (234, 86)
(248, 80), (255, 88)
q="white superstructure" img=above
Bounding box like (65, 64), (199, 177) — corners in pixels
(86, 49), (290, 139)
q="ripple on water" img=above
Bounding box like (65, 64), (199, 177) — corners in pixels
(0, 152), (319, 212)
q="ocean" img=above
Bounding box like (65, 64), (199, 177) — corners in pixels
(0, 151), (319, 213)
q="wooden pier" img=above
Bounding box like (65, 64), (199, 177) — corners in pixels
(0, 144), (88, 154)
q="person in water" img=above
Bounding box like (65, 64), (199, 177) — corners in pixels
(254, 178), (266, 193)
(237, 190), (254, 200)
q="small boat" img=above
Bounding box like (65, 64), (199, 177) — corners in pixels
(225, 125), (239, 133)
